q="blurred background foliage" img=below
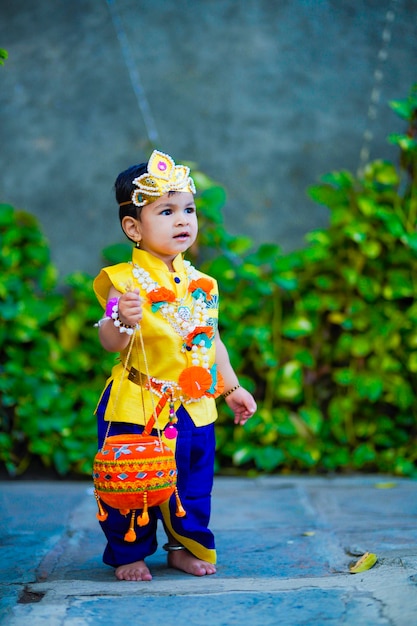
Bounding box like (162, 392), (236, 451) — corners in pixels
(1, 85), (416, 478)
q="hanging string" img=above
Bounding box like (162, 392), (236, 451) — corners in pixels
(132, 326), (164, 447)
(357, 1), (399, 177)
(101, 325), (138, 448)
(106, 0), (160, 144)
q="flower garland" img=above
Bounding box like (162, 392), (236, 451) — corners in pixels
(131, 261), (224, 400)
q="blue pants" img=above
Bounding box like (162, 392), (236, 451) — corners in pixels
(96, 384), (217, 567)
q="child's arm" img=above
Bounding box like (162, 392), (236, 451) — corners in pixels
(215, 333), (257, 425)
(98, 287), (142, 352)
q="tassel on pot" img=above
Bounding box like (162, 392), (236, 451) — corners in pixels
(137, 492), (150, 527)
(124, 510), (137, 542)
(175, 488), (186, 518)
(94, 490), (108, 522)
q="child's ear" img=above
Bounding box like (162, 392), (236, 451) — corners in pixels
(122, 216), (141, 243)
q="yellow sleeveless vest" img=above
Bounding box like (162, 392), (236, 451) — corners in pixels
(93, 249), (219, 428)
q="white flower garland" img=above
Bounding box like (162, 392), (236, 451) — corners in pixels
(131, 260), (211, 370)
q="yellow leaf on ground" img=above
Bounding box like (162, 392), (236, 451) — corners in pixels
(374, 482), (396, 489)
(349, 552), (378, 574)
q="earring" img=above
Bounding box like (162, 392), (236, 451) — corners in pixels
(136, 240), (141, 248)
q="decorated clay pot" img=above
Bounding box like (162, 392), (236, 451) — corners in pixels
(93, 433), (184, 540)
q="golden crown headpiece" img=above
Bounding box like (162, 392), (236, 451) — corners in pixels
(124, 150), (196, 208)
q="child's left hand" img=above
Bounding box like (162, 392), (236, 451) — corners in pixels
(225, 388), (257, 425)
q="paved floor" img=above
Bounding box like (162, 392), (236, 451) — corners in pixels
(1, 475), (417, 625)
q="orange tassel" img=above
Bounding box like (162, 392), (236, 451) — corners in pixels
(175, 488), (186, 518)
(124, 510), (137, 542)
(94, 491), (108, 522)
(137, 492), (150, 527)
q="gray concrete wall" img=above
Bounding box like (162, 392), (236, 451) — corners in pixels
(1, 0), (416, 278)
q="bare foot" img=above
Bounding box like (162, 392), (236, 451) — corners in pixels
(168, 549), (217, 576)
(115, 560), (152, 581)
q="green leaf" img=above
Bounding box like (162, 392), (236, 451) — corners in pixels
(0, 204), (14, 225)
(321, 170), (354, 188)
(273, 408), (299, 436)
(229, 236), (253, 255)
(304, 229), (331, 246)
(364, 160), (400, 186)
(298, 406), (323, 435)
(388, 134), (417, 152)
(357, 197), (377, 217)
(276, 361), (303, 401)
(360, 240), (382, 259)
(233, 446), (254, 466)
(198, 186), (227, 222)
(293, 348), (315, 367)
(352, 443), (376, 468)
(274, 272), (298, 291)
(333, 368), (354, 386)
(386, 376), (414, 410)
(351, 335), (372, 357)
(389, 98), (416, 121)
(254, 446), (285, 472)
(354, 373), (383, 402)
(344, 222), (368, 243)
(357, 275), (381, 301)
(249, 243), (281, 264)
(402, 233), (417, 252)
(102, 243), (132, 264)
(307, 183), (348, 208)
(282, 316), (313, 338)
(328, 395), (355, 422)
(407, 352), (417, 373)
(383, 270), (413, 299)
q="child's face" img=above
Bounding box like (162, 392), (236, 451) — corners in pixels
(135, 191), (198, 267)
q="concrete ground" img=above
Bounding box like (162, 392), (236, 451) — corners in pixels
(1, 475), (417, 625)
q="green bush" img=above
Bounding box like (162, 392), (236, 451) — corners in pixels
(0, 206), (64, 474)
(0, 207), (114, 475)
(204, 84), (417, 476)
(1, 84), (416, 477)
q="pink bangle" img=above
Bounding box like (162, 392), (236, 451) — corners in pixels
(105, 297), (119, 318)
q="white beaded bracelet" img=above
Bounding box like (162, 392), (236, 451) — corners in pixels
(94, 297), (137, 335)
(113, 316), (136, 335)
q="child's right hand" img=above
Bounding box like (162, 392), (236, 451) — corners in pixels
(118, 288), (142, 327)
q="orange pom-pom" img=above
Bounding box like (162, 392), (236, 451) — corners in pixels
(188, 278), (214, 299)
(148, 287), (176, 304)
(124, 510), (137, 542)
(137, 511), (150, 527)
(94, 491), (109, 521)
(178, 366), (213, 399)
(137, 492), (150, 527)
(175, 488), (186, 518)
(185, 326), (215, 346)
(124, 528), (137, 542)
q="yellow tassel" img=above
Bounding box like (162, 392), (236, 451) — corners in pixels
(124, 510), (137, 542)
(137, 492), (150, 527)
(175, 488), (186, 518)
(94, 491), (108, 522)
